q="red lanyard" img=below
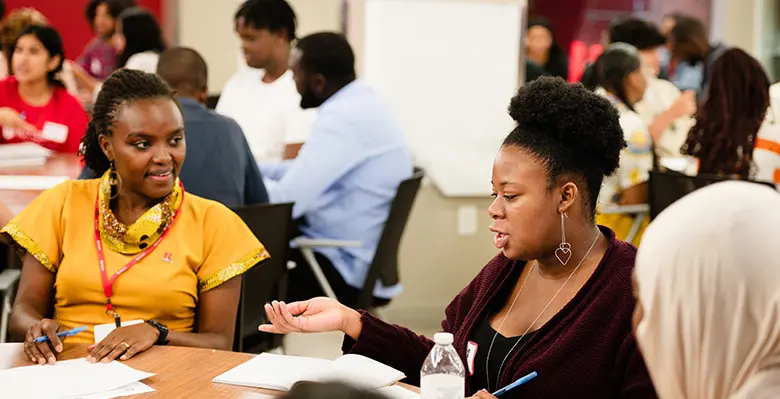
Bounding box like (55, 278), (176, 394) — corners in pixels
(94, 183), (184, 326)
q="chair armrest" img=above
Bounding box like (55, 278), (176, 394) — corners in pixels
(291, 237), (362, 249)
(599, 204), (650, 215)
(0, 269), (21, 292)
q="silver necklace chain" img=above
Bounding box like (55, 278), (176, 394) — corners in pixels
(484, 229), (601, 391)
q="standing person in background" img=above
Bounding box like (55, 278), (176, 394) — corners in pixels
(78, 47), (270, 207)
(77, 0), (136, 80)
(217, 0), (315, 163)
(525, 18), (569, 80)
(262, 33), (412, 306)
(668, 15), (725, 99)
(607, 17), (696, 157)
(683, 48), (780, 188)
(0, 25), (87, 153)
(634, 182), (780, 399)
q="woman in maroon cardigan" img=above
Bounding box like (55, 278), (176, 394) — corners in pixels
(261, 77), (656, 398)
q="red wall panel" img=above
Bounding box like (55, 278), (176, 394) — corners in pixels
(5, 0), (163, 61)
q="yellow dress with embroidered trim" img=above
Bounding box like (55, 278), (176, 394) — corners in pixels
(0, 178), (269, 343)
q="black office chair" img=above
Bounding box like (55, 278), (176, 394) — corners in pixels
(293, 168), (425, 311)
(205, 94), (221, 110)
(231, 202), (295, 353)
(648, 170), (776, 220)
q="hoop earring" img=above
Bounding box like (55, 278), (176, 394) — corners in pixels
(109, 161), (121, 200)
(555, 212), (572, 265)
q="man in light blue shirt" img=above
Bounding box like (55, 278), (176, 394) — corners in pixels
(261, 32), (412, 306)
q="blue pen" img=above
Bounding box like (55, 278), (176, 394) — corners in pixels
(491, 371), (538, 397)
(33, 326), (88, 343)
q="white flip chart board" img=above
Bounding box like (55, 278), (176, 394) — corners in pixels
(357, 0), (524, 196)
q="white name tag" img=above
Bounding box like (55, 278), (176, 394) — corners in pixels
(466, 340), (478, 376)
(41, 121), (68, 144)
(93, 319), (144, 343)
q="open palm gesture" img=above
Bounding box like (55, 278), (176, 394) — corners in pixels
(259, 297), (359, 336)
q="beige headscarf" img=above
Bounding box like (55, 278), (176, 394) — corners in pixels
(635, 181), (780, 399)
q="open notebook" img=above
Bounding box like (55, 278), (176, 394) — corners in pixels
(212, 353), (406, 391)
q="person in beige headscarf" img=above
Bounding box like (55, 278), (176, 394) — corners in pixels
(634, 181), (780, 399)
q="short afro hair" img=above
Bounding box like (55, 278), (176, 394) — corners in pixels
(608, 17), (666, 50)
(504, 76), (626, 218)
(235, 0), (297, 42)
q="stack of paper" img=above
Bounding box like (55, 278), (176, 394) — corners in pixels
(213, 353), (405, 391)
(0, 143), (52, 169)
(0, 175), (70, 190)
(0, 358), (155, 399)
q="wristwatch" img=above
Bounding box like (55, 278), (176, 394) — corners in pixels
(146, 319), (169, 345)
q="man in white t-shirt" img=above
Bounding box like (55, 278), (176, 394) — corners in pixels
(216, 0), (314, 162)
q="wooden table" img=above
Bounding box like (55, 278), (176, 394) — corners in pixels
(0, 343), (283, 398)
(0, 154), (81, 214)
(0, 343), (418, 398)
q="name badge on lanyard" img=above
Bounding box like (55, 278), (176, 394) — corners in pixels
(94, 182), (184, 327)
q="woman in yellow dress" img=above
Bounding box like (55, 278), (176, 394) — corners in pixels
(0, 69), (269, 365)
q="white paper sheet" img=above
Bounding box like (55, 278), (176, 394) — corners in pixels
(0, 175), (69, 190)
(376, 386), (421, 399)
(0, 358), (155, 399)
(212, 353), (404, 391)
(60, 382), (155, 399)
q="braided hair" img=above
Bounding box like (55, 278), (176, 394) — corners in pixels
(682, 48), (769, 179)
(79, 69), (174, 175)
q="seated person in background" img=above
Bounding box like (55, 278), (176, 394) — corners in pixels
(80, 47), (269, 207)
(262, 32), (412, 307)
(668, 15), (726, 99)
(583, 44), (652, 244)
(77, 0), (136, 80)
(1, 69), (268, 364)
(683, 48), (780, 188)
(217, 0), (314, 163)
(0, 8), (79, 94)
(73, 7), (165, 96)
(282, 382), (389, 399)
(608, 17), (696, 157)
(260, 77), (656, 398)
(0, 25), (88, 153)
(635, 181), (780, 398)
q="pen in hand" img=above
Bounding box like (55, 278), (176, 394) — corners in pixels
(491, 371), (538, 397)
(33, 326), (88, 343)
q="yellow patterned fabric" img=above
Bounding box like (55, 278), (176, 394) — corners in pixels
(596, 213), (649, 246)
(97, 170), (183, 255)
(0, 179), (268, 343)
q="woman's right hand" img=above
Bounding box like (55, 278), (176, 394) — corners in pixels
(24, 319), (62, 365)
(0, 107), (37, 132)
(258, 298), (363, 339)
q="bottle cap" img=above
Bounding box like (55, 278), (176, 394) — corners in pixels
(433, 332), (454, 345)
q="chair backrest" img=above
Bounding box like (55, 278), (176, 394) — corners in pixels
(356, 168), (425, 309)
(231, 202), (294, 352)
(649, 170), (776, 219)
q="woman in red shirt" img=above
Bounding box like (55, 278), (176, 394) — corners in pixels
(0, 25), (88, 153)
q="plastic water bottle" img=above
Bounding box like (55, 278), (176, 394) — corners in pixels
(420, 332), (465, 399)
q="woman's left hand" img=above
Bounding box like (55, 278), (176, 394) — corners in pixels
(87, 323), (160, 363)
(467, 390), (498, 399)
